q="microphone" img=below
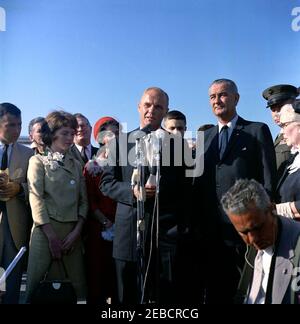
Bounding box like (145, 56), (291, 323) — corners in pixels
(140, 124), (155, 135)
(133, 124), (155, 140)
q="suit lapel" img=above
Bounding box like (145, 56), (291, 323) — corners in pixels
(220, 117), (244, 162)
(205, 126), (219, 161)
(9, 143), (19, 174)
(272, 218), (295, 304)
(274, 133), (283, 147)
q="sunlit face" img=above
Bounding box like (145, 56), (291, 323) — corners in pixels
(282, 122), (300, 147)
(270, 99), (294, 126)
(164, 119), (186, 136)
(270, 105), (282, 126)
(138, 89), (169, 130)
(74, 117), (92, 146)
(228, 205), (277, 250)
(0, 113), (22, 144)
(29, 122), (43, 146)
(209, 83), (239, 122)
(51, 126), (75, 153)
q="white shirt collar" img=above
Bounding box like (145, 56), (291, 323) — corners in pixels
(218, 114), (239, 133)
(75, 143), (92, 158)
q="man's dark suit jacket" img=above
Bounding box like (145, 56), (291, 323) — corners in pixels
(70, 144), (98, 168)
(100, 129), (187, 261)
(192, 116), (277, 243)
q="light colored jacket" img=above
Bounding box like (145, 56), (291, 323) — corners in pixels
(2, 143), (33, 250)
(27, 152), (88, 226)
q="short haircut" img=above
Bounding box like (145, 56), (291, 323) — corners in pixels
(197, 124), (214, 132)
(163, 110), (186, 124)
(28, 117), (45, 134)
(144, 87), (169, 107)
(42, 111), (78, 146)
(221, 179), (270, 216)
(73, 113), (91, 127)
(209, 79), (239, 94)
(0, 102), (21, 119)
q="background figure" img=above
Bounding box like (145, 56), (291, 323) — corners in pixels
(192, 79), (277, 303)
(0, 103), (33, 304)
(222, 179), (300, 304)
(83, 116), (119, 305)
(28, 117), (46, 155)
(163, 110), (187, 136)
(71, 113), (98, 167)
(275, 101), (300, 220)
(101, 87), (187, 304)
(262, 84), (299, 180)
(25, 111), (88, 303)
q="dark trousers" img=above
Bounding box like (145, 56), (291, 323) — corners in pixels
(115, 239), (178, 305)
(204, 242), (246, 304)
(0, 204), (23, 304)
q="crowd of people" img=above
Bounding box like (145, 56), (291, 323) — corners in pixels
(0, 79), (300, 304)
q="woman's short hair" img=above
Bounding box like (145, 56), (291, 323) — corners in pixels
(42, 111), (78, 146)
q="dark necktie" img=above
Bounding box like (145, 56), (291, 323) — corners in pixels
(219, 125), (229, 159)
(1, 144), (9, 170)
(80, 146), (88, 164)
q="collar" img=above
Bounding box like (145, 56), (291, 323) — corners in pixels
(218, 114), (239, 133)
(75, 143), (91, 151)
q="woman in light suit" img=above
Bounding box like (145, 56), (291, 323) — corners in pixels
(25, 111), (88, 303)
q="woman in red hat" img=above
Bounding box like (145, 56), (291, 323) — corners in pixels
(83, 117), (120, 305)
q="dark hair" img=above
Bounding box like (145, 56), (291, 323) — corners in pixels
(73, 113), (91, 127)
(42, 111), (78, 146)
(209, 79), (239, 94)
(197, 124), (214, 132)
(28, 117), (45, 134)
(164, 110), (186, 124)
(0, 103), (21, 119)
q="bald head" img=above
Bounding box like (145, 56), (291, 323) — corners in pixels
(138, 87), (169, 130)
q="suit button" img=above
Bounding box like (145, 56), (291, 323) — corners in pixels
(70, 180), (75, 185)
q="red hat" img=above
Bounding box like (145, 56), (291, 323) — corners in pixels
(93, 116), (119, 141)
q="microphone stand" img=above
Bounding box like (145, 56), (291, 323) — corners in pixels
(154, 136), (161, 303)
(134, 136), (146, 304)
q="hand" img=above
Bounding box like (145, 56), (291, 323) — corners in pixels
(145, 184), (156, 199)
(133, 184), (156, 201)
(62, 228), (81, 254)
(0, 173), (9, 188)
(48, 236), (63, 260)
(0, 181), (20, 199)
(42, 223), (63, 259)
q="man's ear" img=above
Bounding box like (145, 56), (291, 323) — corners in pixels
(235, 93), (240, 106)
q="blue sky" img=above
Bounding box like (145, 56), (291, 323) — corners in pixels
(0, 0), (299, 142)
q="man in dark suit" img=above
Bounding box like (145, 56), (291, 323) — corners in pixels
(222, 179), (300, 304)
(71, 113), (98, 167)
(100, 87), (187, 304)
(192, 79), (277, 303)
(262, 84), (299, 180)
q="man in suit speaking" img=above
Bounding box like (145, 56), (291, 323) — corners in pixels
(101, 87), (187, 304)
